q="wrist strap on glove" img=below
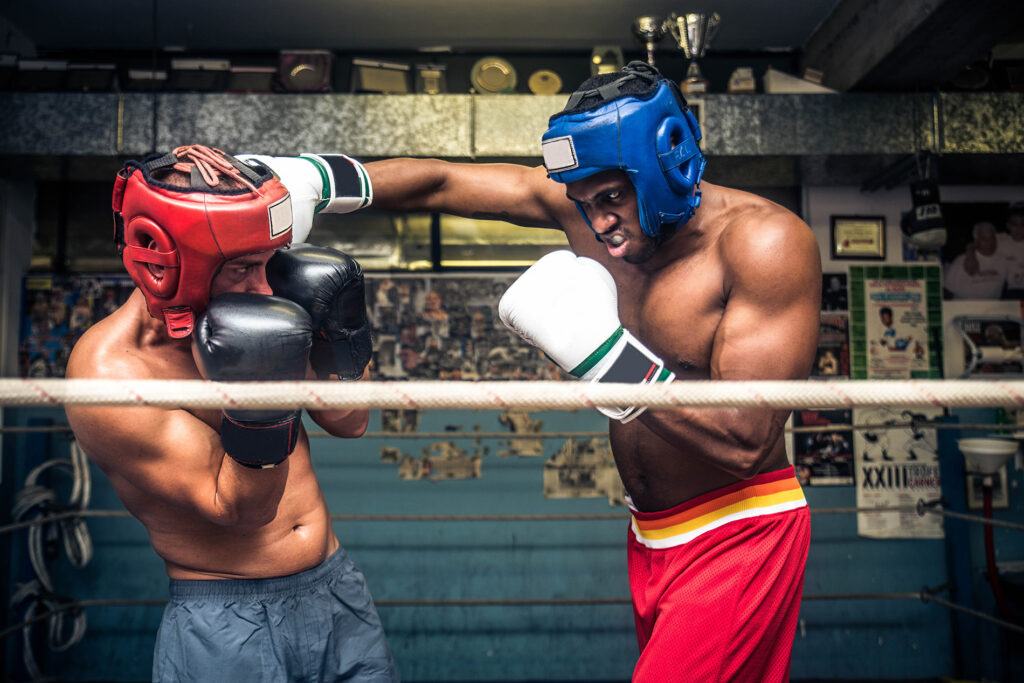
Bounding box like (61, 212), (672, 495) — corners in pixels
(221, 411), (302, 469)
(299, 154), (372, 213)
(570, 326), (674, 423)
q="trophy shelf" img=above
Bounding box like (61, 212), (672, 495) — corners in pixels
(0, 91), (1020, 160)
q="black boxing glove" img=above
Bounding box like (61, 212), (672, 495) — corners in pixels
(193, 293), (313, 469)
(266, 243), (372, 381)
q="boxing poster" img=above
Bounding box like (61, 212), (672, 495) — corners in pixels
(792, 409), (854, 486)
(821, 273), (848, 312)
(812, 313), (850, 378)
(848, 265), (942, 379)
(853, 406), (944, 539)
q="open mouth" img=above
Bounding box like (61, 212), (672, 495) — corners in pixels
(599, 232), (628, 257)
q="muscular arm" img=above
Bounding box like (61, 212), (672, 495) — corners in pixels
(65, 332), (288, 528)
(67, 401), (289, 528)
(638, 215), (822, 478)
(367, 158), (568, 228)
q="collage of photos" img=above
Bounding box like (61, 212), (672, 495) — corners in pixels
(365, 274), (563, 382)
(18, 274), (135, 378)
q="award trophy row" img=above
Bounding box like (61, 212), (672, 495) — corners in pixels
(633, 12), (721, 94)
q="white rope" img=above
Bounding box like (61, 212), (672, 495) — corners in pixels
(3, 378), (1024, 410)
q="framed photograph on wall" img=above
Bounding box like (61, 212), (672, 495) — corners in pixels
(848, 265), (943, 379)
(831, 215), (886, 261)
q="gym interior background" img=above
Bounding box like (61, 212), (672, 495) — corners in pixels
(1, 0), (1024, 680)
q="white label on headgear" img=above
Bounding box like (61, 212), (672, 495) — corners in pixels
(268, 194), (293, 237)
(542, 136), (579, 173)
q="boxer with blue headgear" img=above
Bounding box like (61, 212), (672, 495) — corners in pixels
(281, 61), (822, 682)
(542, 61), (706, 240)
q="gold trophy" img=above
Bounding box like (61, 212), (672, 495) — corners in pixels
(665, 12), (721, 94)
(632, 16), (666, 67)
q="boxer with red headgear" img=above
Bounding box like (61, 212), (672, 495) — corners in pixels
(66, 146), (397, 682)
(112, 144), (294, 338)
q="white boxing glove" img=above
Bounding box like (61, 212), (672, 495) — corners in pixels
(499, 250), (674, 423)
(237, 153), (372, 243)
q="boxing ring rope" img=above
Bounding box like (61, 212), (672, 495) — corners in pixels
(5, 378), (1024, 411)
(3, 422), (1018, 436)
(6, 378), (1024, 651)
(4, 587), (1024, 644)
(4, 502), (1024, 538)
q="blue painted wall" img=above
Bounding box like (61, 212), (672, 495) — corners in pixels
(3, 404), (1023, 681)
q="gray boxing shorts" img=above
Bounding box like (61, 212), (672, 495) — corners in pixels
(152, 546), (398, 682)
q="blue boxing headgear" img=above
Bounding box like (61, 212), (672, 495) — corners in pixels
(541, 62), (706, 238)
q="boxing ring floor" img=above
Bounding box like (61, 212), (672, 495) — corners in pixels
(1, 379), (1023, 681)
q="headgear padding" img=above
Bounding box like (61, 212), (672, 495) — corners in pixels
(112, 145), (294, 338)
(542, 62), (706, 238)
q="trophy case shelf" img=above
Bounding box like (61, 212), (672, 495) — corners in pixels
(0, 91), (1021, 170)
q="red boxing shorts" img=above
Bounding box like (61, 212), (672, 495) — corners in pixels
(628, 466), (810, 683)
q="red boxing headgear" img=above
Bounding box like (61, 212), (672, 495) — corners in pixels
(112, 146), (293, 338)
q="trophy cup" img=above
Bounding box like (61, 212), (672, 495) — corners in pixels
(632, 16), (666, 67)
(665, 12), (721, 94)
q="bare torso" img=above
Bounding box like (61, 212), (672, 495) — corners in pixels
(65, 291), (337, 579)
(366, 158), (821, 513)
(559, 183), (813, 510)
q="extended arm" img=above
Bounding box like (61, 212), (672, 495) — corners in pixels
(366, 158), (563, 228)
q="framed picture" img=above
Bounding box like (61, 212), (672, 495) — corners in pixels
(831, 215), (886, 260)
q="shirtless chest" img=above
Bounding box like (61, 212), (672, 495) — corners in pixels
(66, 298), (334, 579)
(568, 233), (726, 378)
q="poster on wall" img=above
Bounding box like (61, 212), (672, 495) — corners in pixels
(848, 265), (942, 379)
(941, 201), (1024, 301)
(854, 406), (944, 539)
(941, 299), (1024, 379)
(812, 313), (850, 378)
(791, 409), (854, 486)
(821, 273), (848, 311)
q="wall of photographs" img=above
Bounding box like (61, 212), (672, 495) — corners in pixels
(18, 270), (623, 505)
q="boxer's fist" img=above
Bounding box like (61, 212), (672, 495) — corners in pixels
(238, 154), (372, 243)
(193, 293), (313, 468)
(267, 243), (372, 381)
(499, 250), (674, 422)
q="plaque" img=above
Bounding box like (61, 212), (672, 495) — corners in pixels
(415, 63), (447, 94)
(590, 46), (624, 75)
(279, 50), (332, 92)
(350, 58), (410, 94)
(727, 67), (756, 94)
(170, 58), (230, 92)
(471, 56), (517, 94)
(831, 216), (886, 260)
(528, 69), (562, 95)
(228, 65), (276, 93)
